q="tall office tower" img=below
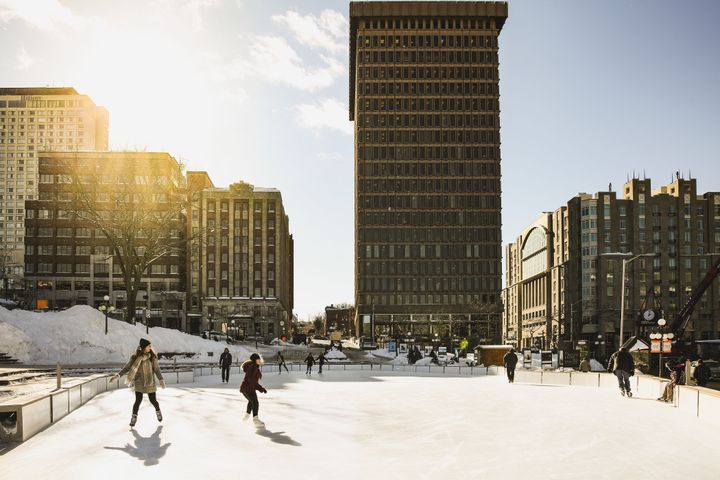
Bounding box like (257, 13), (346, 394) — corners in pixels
(186, 173), (294, 338)
(350, 2), (508, 345)
(0, 88), (108, 299)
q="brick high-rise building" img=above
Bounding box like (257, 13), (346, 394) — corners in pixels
(0, 88), (108, 299)
(186, 172), (294, 339)
(350, 2), (508, 345)
(503, 176), (720, 359)
(24, 151), (186, 328)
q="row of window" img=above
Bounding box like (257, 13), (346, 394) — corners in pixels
(359, 210), (500, 227)
(359, 259), (498, 275)
(25, 262), (180, 275)
(358, 31), (499, 46)
(205, 287), (275, 298)
(359, 65), (498, 81)
(359, 178), (501, 194)
(359, 292), (500, 309)
(205, 200), (276, 213)
(359, 50), (497, 65)
(360, 145), (500, 161)
(359, 275), (496, 294)
(360, 130), (499, 145)
(359, 96), (499, 113)
(359, 226), (499, 243)
(359, 161), (499, 178)
(360, 193), (499, 211)
(361, 243), (500, 260)
(358, 114), (498, 130)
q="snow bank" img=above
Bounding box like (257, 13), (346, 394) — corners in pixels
(369, 348), (396, 360)
(0, 306), (252, 364)
(324, 349), (348, 361)
(589, 359), (605, 372)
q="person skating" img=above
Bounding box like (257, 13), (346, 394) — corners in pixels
(219, 347), (232, 383)
(108, 338), (166, 427)
(578, 357), (591, 373)
(304, 353), (315, 374)
(317, 352), (328, 374)
(658, 361), (678, 402)
(240, 353), (267, 427)
(692, 358), (711, 387)
(503, 347), (518, 383)
(610, 347), (635, 397)
(277, 351), (289, 374)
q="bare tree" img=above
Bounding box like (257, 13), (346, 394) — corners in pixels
(312, 312), (326, 334)
(65, 156), (186, 324)
(0, 244), (21, 301)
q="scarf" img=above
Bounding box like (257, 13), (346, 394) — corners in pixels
(125, 352), (152, 388)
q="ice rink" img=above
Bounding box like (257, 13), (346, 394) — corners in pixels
(2, 371), (717, 479)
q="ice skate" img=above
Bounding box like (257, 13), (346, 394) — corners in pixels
(620, 389), (626, 396)
(253, 416), (265, 428)
(627, 391), (632, 398)
(129, 414), (137, 427)
(156, 409), (163, 422)
(243, 413), (251, 421)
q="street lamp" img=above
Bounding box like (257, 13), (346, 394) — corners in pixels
(98, 294), (114, 335)
(601, 252), (657, 347)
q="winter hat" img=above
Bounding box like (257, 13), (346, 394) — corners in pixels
(139, 338), (151, 350)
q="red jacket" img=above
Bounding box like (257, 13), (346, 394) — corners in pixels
(240, 361), (266, 394)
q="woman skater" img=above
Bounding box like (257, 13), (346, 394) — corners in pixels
(304, 353), (315, 375)
(240, 353), (267, 427)
(109, 338), (166, 427)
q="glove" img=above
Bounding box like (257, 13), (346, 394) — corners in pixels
(160, 380), (166, 389)
(259, 387), (267, 394)
(108, 374), (119, 383)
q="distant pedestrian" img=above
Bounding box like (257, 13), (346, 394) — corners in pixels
(610, 347), (635, 397)
(318, 352), (328, 374)
(578, 357), (591, 373)
(503, 348), (518, 383)
(277, 351), (289, 374)
(109, 338), (166, 428)
(219, 347), (232, 383)
(240, 353), (267, 428)
(693, 358), (711, 387)
(304, 353), (315, 374)
(658, 361), (678, 402)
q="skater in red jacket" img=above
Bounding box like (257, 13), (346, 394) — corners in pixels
(240, 353), (267, 427)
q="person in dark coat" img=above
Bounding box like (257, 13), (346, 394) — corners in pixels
(503, 347), (519, 383)
(317, 352), (328, 374)
(240, 353), (267, 427)
(219, 348), (232, 383)
(693, 358), (712, 387)
(277, 351), (289, 374)
(109, 338), (166, 427)
(610, 347), (635, 397)
(429, 349), (439, 365)
(304, 353), (315, 374)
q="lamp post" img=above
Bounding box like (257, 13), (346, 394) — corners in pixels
(651, 318), (675, 378)
(98, 294), (114, 335)
(601, 252), (657, 347)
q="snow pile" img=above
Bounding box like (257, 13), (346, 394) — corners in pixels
(589, 359), (606, 372)
(0, 306), (252, 364)
(324, 349), (348, 361)
(369, 348), (396, 360)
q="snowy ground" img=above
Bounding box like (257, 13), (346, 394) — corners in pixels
(2, 371), (717, 479)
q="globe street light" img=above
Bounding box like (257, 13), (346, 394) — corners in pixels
(98, 294), (114, 335)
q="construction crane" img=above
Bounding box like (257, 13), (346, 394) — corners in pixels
(668, 254), (720, 345)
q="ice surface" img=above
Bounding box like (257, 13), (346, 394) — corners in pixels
(2, 371), (717, 479)
(0, 306), (252, 364)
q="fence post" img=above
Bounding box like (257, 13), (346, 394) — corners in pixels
(56, 362), (62, 390)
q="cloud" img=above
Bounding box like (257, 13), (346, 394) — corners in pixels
(182, 0), (220, 31)
(229, 35), (345, 91)
(295, 98), (353, 136)
(0, 0), (87, 30)
(16, 44), (34, 69)
(272, 9), (347, 54)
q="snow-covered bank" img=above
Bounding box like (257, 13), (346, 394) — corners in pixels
(0, 306), (252, 364)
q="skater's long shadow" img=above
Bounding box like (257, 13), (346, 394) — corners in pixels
(255, 426), (302, 446)
(104, 426), (171, 466)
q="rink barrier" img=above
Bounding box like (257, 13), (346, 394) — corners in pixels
(0, 368), (194, 443)
(513, 369), (720, 427)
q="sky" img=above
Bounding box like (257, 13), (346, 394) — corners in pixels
(1, 0), (719, 320)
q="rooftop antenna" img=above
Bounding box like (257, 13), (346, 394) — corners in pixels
(643, 169), (646, 180)
(608, 182), (612, 192)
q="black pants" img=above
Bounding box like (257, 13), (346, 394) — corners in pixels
(506, 367), (515, 383)
(221, 365), (230, 382)
(242, 391), (259, 416)
(279, 362), (289, 372)
(319, 363), (324, 373)
(132, 392), (160, 415)
(306, 365), (312, 373)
